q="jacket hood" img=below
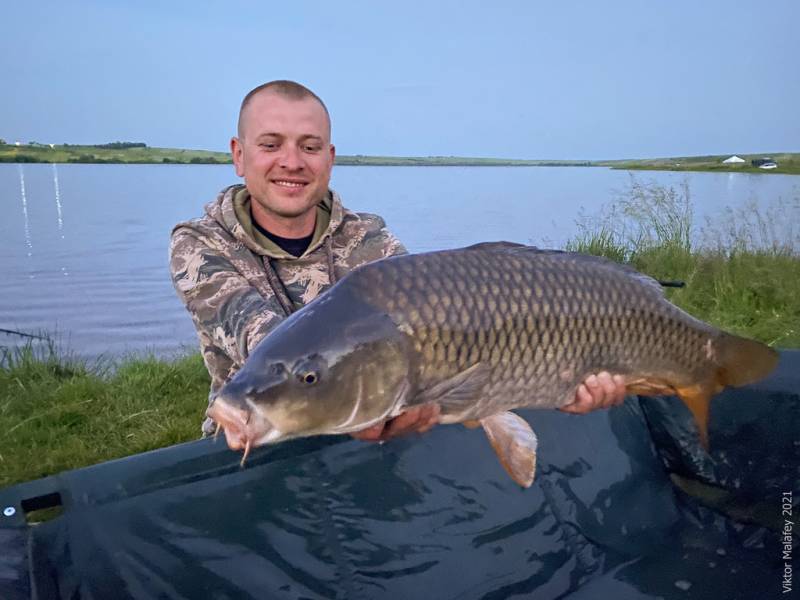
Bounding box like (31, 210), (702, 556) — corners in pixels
(203, 184), (346, 259)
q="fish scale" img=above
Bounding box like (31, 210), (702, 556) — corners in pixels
(209, 242), (778, 487)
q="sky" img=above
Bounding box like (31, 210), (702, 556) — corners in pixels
(2, 1), (798, 160)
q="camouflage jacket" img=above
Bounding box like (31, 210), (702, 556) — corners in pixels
(170, 184), (406, 434)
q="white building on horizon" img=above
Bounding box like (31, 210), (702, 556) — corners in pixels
(722, 155), (746, 164)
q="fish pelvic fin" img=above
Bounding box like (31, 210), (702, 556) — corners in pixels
(715, 332), (779, 388)
(480, 412), (538, 488)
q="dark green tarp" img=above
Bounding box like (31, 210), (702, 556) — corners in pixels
(1, 350), (797, 599)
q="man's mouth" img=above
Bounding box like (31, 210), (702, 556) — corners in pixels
(271, 179), (308, 189)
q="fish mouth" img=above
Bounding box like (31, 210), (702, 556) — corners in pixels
(206, 398), (279, 463)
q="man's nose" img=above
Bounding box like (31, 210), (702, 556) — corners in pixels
(278, 144), (303, 170)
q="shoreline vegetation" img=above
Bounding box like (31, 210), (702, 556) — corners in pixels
(1, 179), (799, 489)
(1, 141), (798, 174)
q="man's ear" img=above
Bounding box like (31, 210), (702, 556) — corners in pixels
(329, 143), (336, 163)
(231, 137), (245, 178)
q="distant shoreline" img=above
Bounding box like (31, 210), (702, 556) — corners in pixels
(1, 143), (797, 174)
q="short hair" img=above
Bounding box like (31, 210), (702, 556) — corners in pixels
(237, 80), (331, 139)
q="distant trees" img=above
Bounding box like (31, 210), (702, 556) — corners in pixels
(0, 154), (38, 163)
(94, 141), (147, 149)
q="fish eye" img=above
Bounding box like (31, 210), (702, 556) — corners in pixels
(293, 355), (325, 385)
(300, 371), (318, 385)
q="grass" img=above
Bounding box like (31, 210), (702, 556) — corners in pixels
(0, 142), (589, 167)
(597, 152), (800, 175)
(3, 141), (797, 173)
(567, 177), (800, 347)
(0, 142), (231, 165)
(0, 343), (209, 488)
(1, 178), (798, 489)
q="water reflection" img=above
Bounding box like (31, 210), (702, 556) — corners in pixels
(52, 163), (68, 276)
(1, 164), (796, 360)
(17, 165), (33, 259)
(53, 163), (64, 239)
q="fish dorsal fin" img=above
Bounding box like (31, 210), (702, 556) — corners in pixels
(415, 362), (491, 410)
(627, 271), (665, 296)
(480, 412), (538, 488)
(463, 241), (529, 252)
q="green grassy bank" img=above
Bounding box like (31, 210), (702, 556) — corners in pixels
(0, 141), (588, 167)
(2, 141), (797, 172)
(598, 152), (800, 175)
(1, 180), (798, 488)
(566, 179), (800, 347)
(0, 349), (210, 487)
(0, 142), (231, 164)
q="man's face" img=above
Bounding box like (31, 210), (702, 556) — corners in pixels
(231, 92), (335, 225)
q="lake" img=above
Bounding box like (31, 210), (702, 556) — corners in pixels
(1, 163), (797, 360)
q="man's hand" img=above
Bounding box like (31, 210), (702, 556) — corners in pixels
(559, 372), (627, 414)
(350, 404), (441, 442)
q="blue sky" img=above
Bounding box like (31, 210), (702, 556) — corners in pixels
(2, 1), (798, 159)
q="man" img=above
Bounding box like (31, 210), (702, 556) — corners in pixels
(170, 80), (625, 441)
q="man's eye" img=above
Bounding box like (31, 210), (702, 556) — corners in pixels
(260, 143), (278, 150)
(304, 145), (321, 152)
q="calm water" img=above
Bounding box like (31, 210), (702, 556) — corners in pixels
(1, 163), (797, 359)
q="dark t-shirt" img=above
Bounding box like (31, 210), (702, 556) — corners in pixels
(252, 219), (313, 258)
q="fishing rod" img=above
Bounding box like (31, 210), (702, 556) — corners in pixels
(0, 328), (49, 340)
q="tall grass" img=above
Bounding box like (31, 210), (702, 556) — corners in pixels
(567, 176), (800, 346)
(0, 341), (209, 488)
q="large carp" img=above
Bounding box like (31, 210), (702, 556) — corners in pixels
(208, 242), (778, 487)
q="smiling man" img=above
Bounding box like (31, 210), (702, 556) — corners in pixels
(170, 80), (625, 441)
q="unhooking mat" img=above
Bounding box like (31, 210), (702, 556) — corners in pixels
(1, 350), (797, 599)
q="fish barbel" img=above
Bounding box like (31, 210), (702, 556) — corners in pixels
(207, 242), (778, 487)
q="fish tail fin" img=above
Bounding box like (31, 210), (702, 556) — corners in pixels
(480, 412), (538, 488)
(673, 335), (777, 450)
(715, 333), (779, 387)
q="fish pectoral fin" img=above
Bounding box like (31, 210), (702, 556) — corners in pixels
(416, 362), (491, 410)
(480, 412), (538, 488)
(675, 383), (713, 450)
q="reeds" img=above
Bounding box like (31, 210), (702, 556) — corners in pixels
(566, 176), (799, 347)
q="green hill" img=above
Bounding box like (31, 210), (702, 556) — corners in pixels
(1, 141), (797, 173)
(598, 152), (800, 175)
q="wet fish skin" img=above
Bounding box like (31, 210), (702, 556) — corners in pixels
(340, 243), (774, 426)
(209, 242), (778, 486)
